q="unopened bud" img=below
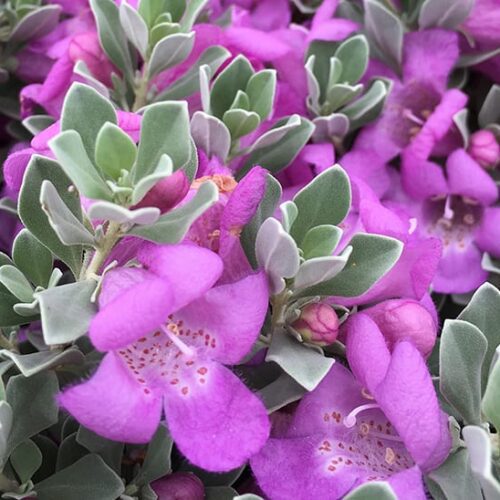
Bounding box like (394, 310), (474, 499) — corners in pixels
(363, 299), (437, 357)
(468, 130), (499, 169)
(292, 303), (339, 346)
(151, 472), (204, 500)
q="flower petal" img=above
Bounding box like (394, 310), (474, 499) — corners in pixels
(475, 207), (500, 257)
(164, 361), (270, 472)
(446, 149), (498, 205)
(173, 272), (269, 364)
(90, 268), (175, 351)
(388, 465), (426, 500)
(375, 341), (451, 471)
(58, 353), (162, 443)
(138, 243), (223, 310)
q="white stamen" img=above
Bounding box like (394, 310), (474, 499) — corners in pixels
(161, 325), (196, 358)
(343, 403), (380, 428)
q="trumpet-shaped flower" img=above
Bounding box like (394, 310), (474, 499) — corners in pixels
(251, 314), (450, 499)
(59, 243), (270, 472)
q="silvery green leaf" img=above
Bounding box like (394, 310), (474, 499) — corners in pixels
(0, 349), (84, 378)
(72, 61), (110, 99)
(280, 201), (298, 233)
(0, 401), (12, 466)
(458, 282), (500, 389)
(478, 84), (500, 128)
(249, 114), (302, 152)
(35, 281), (97, 345)
(327, 57), (343, 91)
(87, 202), (160, 225)
(305, 55), (321, 113)
(90, 0), (134, 83)
(0, 291), (35, 328)
(458, 47), (500, 68)
(180, 0), (207, 31)
(36, 454), (125, 500)
(419, 0), (474, 29)
(246, 69), (276, 121)
(255, 218), (300, 295)
(19, 157), (83, 277)
(240, 116), (314, 176)
(290, 165), (351, 244)
(344, 482), (396, 500)
(95, 122), (138, 179)
(8, 5), (61, 43)
(234, 496), (264, 500)
(301, 225), (342, 259)
(61, 83), (117, 159)
(439, 462), (476, 500)
(210, 55), (254, 119)
(482, 357), (500, 431)
(76, 427), (123, 473)
(241, 174), (282, 268)
(334, 34), (369, 85)
(155, 46), (230, 101)
(131, 154), (173, 205)
(313, 113), (350, 141)
(229, 90), (250, 111)
(0, 198), (17, 216)
(49, 130), (113, 201)
(440, 319), (486, 425)
(148, 32), (195, 78)
(341, 79), (388, 130)
(119, 1), (148, 57)
(453, 108), (469, 148)
(297, 233), (403, 298)
(190, 111), (231, 161)
(12, 229), (53, 288)
(462, 426), (500, 499)
(13, 300), (40, 317)
(200, 63), (212, 113)
(132, 424), (172, 487)
(326, 83), (363, 112)
(258, 373), (306, 413)
(205, 487), (238, 500)
(40, 181), (96, 246)
(5, 372), (58, 459)
(0, 266), (33, 303)
(22, 115), (55, 136)
(129, 181), (218, 243)
(266, 329), (334, 391)
(133, 101), (191, 181)
(223, 109), (260, 140)
(48, 268), (63, 289)
(139, 0), (181, 27)
(10, 439), (42, 485)
(294, 247), (352, 290)
(365, 0), (403, 71)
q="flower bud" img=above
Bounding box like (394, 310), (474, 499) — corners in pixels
(133, 170), (189, 213)
(292, 303), (339, 346)
(151, 472), (204, 500)
(468, 130), (499, 169)
(363, 299), (437, 357)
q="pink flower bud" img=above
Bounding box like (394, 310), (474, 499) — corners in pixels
(151, 472), (204, 500)
(468, 130), (499, 169)
(133, 170), (190, 213)
(363, 299), (437, 357)
(292, 303), (339, 346)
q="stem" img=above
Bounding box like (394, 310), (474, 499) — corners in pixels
(84, 221), (122, 280)
(0, 331), (17, 352)
(270, 290), (291, 330)
(132, 64), (149, 112)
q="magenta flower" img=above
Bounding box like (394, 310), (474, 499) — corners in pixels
(251, 314), (450, 499)
(409, 149), (500, 293)
(349, 29), (467, 194)
(59, 243), (270, 471)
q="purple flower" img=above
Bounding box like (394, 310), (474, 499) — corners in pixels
(59, 243), (270, 471)
(351, 29), (467, 181)
(292, 302), (340, 346)
(409, 149), (500, 293)
(151, 472), (204, 500)
(251, 314), (450, 499)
